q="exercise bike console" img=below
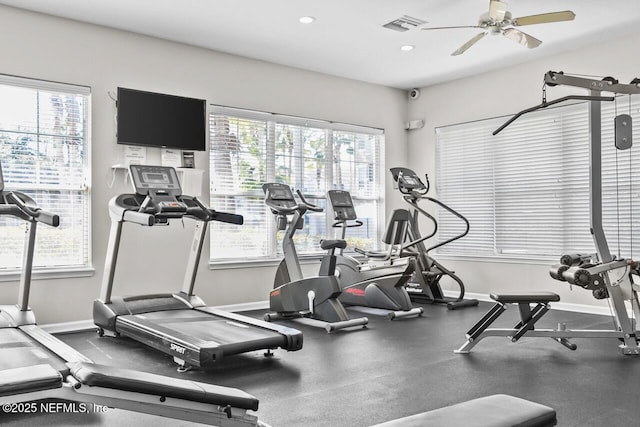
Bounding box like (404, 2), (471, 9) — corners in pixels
(327, 190), (358, 221)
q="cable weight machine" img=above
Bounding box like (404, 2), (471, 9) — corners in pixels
(456, 71), (640, 355)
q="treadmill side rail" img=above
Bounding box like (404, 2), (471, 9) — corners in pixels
(198, 306), (304, 351)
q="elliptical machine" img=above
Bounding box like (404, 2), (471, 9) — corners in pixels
(390, 167), (479, 310)
(323, 189), (423, 319)
(262, 183), (368, 333)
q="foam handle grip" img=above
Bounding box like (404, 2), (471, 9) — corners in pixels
(35, 209), (60, 227)
(123, 210), (155, 226)
(549, 264), (569, 281)
(211, 210), (244, 225)
(560, 253), (591, 266)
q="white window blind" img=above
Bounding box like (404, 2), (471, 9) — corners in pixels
(209, 106), (384, 262)
(436, 97), (640, 261)
(0, 75), (91, 272)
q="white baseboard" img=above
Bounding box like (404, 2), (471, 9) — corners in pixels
(448, 290), (615, 317)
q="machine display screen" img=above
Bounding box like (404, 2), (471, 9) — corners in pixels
(402, 176), (419, 186)
(130, 165), (181, 194)
(329, 191), (353, 207)
(142, 172), (171, 184)
(269, 188), (294, 200)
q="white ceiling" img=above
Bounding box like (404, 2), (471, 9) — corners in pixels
(2, 0), (640, 89)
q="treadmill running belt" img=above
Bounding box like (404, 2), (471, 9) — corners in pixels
(0, 329), (69, 374)
(116, 309), (288, 367)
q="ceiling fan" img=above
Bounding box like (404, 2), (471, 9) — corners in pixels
(422, 0), (576, 56)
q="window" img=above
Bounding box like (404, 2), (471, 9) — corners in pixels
(209, 106), (384, 263)
(436, 97), (640, 261)
(0, 75), (91, 275)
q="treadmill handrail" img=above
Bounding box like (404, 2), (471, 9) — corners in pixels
(122, 209), (155, 226)
(186, 196), (244, 224)
(110, 194), (243, 225)
(3, 191), (59, 227)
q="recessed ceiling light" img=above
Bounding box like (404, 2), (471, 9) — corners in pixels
(299, 16), (316, 24)
(401, 45), (415, 51)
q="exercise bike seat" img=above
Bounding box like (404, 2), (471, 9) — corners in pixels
(320, 239), (347, 250)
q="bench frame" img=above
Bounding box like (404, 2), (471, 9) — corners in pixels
(455, 292), (637, 354)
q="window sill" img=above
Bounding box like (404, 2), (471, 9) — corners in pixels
(209, 255), (325, 270)
(0, 266), (95, 282)
(433, 253), (558, 266)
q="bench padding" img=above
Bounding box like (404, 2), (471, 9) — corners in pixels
(490, 293), (560, 304)
(68, 362), (259, 411)
(371, 394), (557, 427)
(0, 364), (62, 397)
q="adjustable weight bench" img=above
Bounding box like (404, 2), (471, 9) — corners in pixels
(0, 361), (262, 426)
(455, 292), (584, 354)
(371, 394), (557, 427)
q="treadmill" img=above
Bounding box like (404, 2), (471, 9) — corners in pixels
(94, 165), (303, 370)
(0, 162), (266, 426)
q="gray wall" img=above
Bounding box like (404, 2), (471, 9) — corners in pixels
(407, 31), (640, 312)
(0, 6), (409, 324)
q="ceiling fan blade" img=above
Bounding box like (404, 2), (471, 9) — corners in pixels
(452, 32), (487, 56)
(513, 11), (576, 26)
(489, 0), (508, 21)
(502, 28), (542, 49)
(422, 25), (483, 31)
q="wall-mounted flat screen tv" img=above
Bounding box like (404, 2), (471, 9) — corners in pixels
(117, 87), (206, 151)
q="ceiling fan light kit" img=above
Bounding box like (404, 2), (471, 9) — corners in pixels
(421, 0), (575, 56)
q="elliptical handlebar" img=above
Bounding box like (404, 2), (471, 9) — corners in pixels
(390, 167), (469, 254)
(409, 195), (470, 254)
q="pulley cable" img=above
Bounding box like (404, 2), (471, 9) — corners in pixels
(614, 94), (621, 259)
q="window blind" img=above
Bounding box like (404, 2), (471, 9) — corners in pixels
(209, 106), (384, 262)
(0, 75), (91, 271)
(436, 97), (640, 261)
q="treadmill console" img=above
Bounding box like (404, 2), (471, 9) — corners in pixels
(130, 165), (187, 215)
(327, 190), (357, 221)
(262, 183), (297, 212)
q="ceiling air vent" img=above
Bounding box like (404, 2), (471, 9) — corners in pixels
(382, 15), (427, 32)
